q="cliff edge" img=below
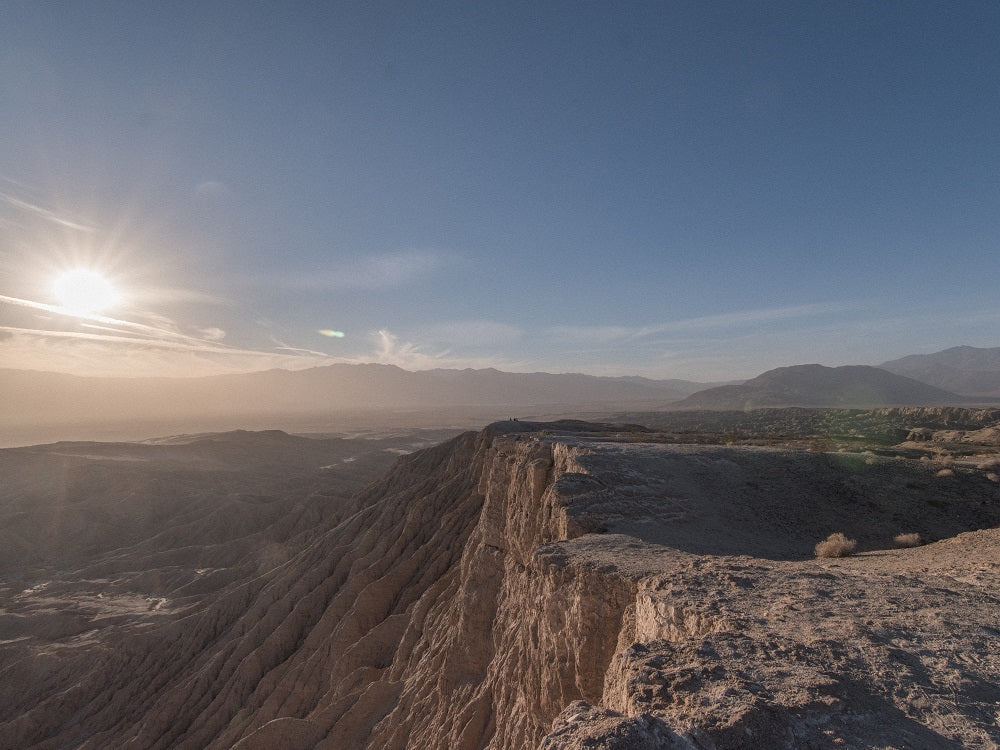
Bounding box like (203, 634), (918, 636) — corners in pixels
(3, 421), (999, 749)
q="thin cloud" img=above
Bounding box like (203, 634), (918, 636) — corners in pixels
(2, 293), (519, 377)
(374, 329), (443, 368)
(268, 334), (332, 358)
(278, 249), (446, 290)
(411, 320), (523, 347)
(630, 302), (853, 338)
(545, 325), (634, 344)
(195, 180), (231, 198)
(546, 303), (853, 344)
(0, 191), (95, 232)
(0, 326), (232, 352)
(0, 293), (224, 348)
(373, 329), (519, 371)
(0, 292), (339, 375)
(197, 327), (226, 341)
(0, 326), (341, 377)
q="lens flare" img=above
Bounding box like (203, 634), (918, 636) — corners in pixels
(52, 269), (121, 315)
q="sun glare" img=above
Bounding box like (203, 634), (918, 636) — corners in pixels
(52, 269), (121, 315)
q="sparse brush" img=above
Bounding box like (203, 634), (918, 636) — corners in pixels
(893, 532), (922, 548)
(814, 532), (857, 558)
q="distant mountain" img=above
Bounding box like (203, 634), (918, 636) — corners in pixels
(674, 364), (963, 410)
(879, 346), (1000, 396)
(0, 364), (713, 440)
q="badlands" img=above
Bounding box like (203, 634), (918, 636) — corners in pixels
(2, 411), (1000, 749)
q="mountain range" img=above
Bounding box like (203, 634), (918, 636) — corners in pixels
(4, 346), (1000, 446)
(674, 364), (964, 410)
(879, 345), (1000, 396)
(0, 364), (714, 445)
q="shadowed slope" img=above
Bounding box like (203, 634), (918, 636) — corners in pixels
(881, 345), (1000, 397)
(4, 421), (1000, 749)
(676, 364), (963, 409)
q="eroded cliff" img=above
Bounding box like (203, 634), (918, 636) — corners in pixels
(3, 421), (1000, 749)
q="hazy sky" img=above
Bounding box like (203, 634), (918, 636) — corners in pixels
(2, 1), (998, 380)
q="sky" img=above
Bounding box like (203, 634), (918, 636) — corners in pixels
(1, 1), (998, 381)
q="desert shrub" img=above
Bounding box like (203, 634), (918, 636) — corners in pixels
(809, 437), (834, 452)
(936, 468), (954, 477)
(893, 532), (922, 548)
(814, 532), (857, 558)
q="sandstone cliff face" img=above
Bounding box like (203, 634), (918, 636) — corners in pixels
(4, 421), (1000, 749)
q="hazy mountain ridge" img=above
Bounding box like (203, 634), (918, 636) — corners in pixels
(5, 348), (1000, 446)
(674, 364), (965, 410)
(0, 364), (710, 430)
(880, 345), (1000, 396)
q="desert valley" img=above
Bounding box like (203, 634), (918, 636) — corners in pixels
(4, 4), (999, 747)
(3, 347), (1000, 749)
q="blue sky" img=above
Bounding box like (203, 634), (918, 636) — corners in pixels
(1, 1), (998, 380)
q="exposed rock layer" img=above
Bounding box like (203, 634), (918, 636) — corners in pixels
(3, 421), (1000, 749)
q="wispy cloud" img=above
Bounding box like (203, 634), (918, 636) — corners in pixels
(0, 325), (341, 378)
(372, 329), (521, 371)
(195, 180), (231, 198)
(545, 324), (635, 344)
(410, 319), (523, 347)
(374, 329), (445, 369)
(0, 292), (339, 376)
(1, 292), (520, 377)
(547, 302), (852, 344)
(0, 293), (223, 349)
(632, 302), (851, 337)
(276, 249), (446, 291)
(196, 326), (226, 341)
(0, 191), (95, 232)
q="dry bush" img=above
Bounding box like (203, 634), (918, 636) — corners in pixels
(936, 468), (954, 477)
(815, 532), (858, 558)
(893, 532), (922, 548)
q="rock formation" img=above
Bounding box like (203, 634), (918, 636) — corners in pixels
(3, 420), (1000, 749)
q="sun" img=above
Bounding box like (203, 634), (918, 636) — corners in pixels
(52, 268), (121, 315)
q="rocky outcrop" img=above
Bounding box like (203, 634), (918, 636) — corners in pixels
(3, 421), (1000, 749)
